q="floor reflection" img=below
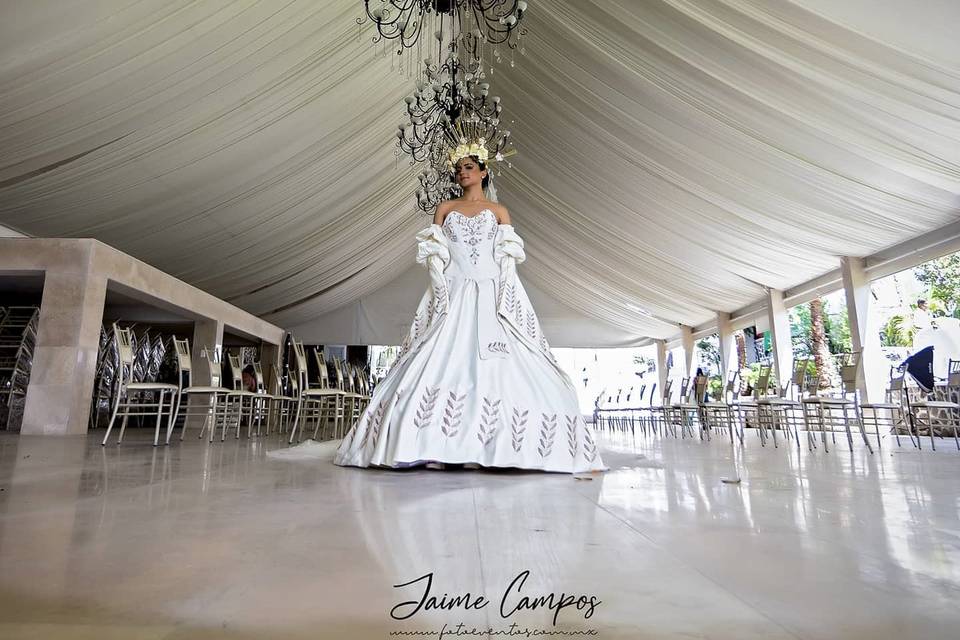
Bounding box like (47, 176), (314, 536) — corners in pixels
(0, 429), (958, 639)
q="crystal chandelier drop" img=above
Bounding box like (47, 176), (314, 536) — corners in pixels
(361, 0), (528, 57)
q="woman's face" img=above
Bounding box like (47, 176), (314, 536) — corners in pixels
(455, 157), (486, 188)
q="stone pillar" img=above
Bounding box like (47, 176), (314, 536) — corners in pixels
(841, 256), (882, 402)
(22, 267), (107, 435)
(191, 318), (224, 385)
(766, 288), (793, 390)
(679, 324), (695, 378)
(717, 311), (736, 378)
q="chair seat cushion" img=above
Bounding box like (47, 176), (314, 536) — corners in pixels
(226, 390), (261, 397)
(303, 389), (340, 396)
(759, 398), (799, 406)
(182, 386), (230, 394)
(860, 402), (900, 409)
(912, 401), (960, 409)
(127, 382), (178, 391)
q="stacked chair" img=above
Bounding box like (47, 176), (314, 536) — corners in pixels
(287, 341), (341, 443)
(0, 306), (39, 431)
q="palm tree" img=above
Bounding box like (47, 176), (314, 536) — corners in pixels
(809, 299), (834, 388)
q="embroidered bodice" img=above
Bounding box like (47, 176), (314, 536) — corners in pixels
(442, 209), (499, 280)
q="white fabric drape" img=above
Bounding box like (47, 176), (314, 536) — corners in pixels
(1, 1), (958, 345)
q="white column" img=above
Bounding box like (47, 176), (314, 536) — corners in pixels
(656, 339), (668, 397)
(187, 318), (225, 428)
(766, 288), (793, 389)
(260, 340), (283, 393)
(841, 256), (882, 402)
(191, 318), (224, 383)
(22, 267), (107, 435)
(679, 324), (695, 378)
(716, 311), (736, 378)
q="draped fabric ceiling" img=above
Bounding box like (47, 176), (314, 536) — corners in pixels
(1, 0), (958, 347)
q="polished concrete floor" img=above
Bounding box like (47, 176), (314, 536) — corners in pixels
(0, 427), (958, 639)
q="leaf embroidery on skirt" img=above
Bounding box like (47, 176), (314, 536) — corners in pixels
(442, 391), (466, 437)
(581, 416), (598, 462)
(511, 407), (529, 452)
(566, 415), (579, 459)
(503, 283), (516, 314)
(362, 400), (386, 450)
(477, 397), (501, 445)
(538, 413), (557, 458)
(415, 386), (440, 429)
(487, 341), (509, 354)
(526, 309), (537, 341)
(372, 390), (399, 450)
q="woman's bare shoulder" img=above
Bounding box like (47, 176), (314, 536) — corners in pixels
(491, 202), (511, 224)
(433, 200), (459, 225)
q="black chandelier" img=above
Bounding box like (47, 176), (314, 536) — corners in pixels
(361, 0), (528, 58)
(396, 51), (506, 167)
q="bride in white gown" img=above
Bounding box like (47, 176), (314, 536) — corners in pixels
(334, 140), (605, 473)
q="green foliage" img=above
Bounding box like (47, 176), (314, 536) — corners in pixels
(790, 305), (813, 357)
(915, 253), (960, 318)
(695, 336), (721, 374)
(824, 304), (852, 354)
(880, 314), (914, 347)
(740, 363), (777, 395)
(789, 299), (851, 355)
(707, 375), (724, 400)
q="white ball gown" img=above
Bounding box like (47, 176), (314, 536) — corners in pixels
(334, 209), (606, 473)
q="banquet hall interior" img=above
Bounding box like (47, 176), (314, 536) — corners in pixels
(1, 1), (959, 638)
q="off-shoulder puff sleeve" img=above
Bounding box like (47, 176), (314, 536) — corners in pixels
(494, 224), (526, 264)
(415, 224), (450, 267)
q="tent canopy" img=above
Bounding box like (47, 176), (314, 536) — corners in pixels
(1, 0), (958, 346)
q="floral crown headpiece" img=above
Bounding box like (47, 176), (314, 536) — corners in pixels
(447, 137), (494, 169)
(445, 136), (515, 173)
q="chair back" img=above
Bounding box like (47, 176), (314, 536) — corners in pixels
(227, 353), (244, 390)
(790, 358), (809, 398)
(173, 337), (191, 388)
(753, 365), (772, 399)
(116, 326), (135, 367)
(887, 367), (907, 405)
(291, 339), (309, 392)
(111, 326), (135, 393)
(253, 362), (266, 393)
(947, 359), (960, 387)
(838, 352), (861, 397)
(647, 383), (658, 408)
(677, 377), (690, 403)
(723, 370), (739, 402)
(202, 349), (222, 388)
(331, 358), (346, 391)
(660, 378), (673, 405)
(313, 348), (332, 388)
(693, 375), (709, 405)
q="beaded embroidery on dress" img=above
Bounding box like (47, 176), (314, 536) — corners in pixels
(333, 210), (606, 473)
